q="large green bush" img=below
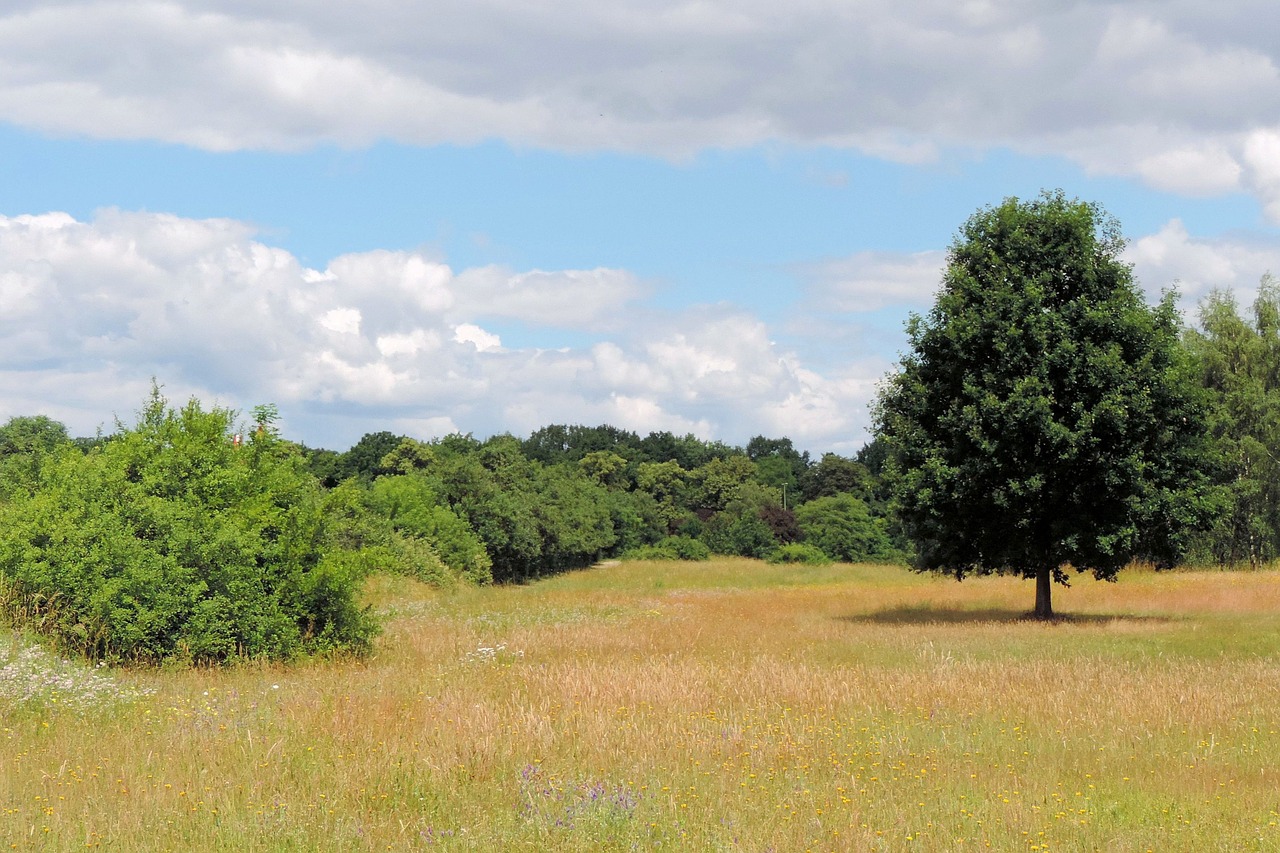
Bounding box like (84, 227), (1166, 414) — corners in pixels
(699, 509), (776, 558)
(364, 474), (493, 584)
(622, 536), (711, 561)
(765, 543), (832, 565)
(794, 494), (898, 563)
(428, 437), (623, 581)
(0, 391), (377, 663)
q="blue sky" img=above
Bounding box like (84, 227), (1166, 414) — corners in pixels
(2, 1), (1280, 453)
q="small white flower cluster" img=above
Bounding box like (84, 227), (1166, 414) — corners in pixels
(0, 638), (153, 710)
(464, 642), (524, 664)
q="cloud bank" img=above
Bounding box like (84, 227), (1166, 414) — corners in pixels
(0, 209), (875, 452)
(1, 2), (1279, 214)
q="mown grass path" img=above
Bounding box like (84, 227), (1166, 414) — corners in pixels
(4, 560), (1280, 851)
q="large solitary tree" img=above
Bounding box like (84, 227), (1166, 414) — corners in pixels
(874, 192), (1210, 618)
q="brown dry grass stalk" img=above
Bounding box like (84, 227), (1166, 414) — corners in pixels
(3, 560), (1280, 851)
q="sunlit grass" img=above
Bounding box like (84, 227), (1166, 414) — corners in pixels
(4, 559), (1280, 850)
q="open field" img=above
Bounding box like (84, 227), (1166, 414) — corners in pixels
(4, 559), (1280, 851)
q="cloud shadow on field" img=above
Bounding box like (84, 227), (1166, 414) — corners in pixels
(839, 606), (1175, 626)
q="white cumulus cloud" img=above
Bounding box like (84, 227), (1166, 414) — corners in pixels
(452, 323), (502, 352)
(0, 208), (883, 452)
(1126, 218), (1280, 313)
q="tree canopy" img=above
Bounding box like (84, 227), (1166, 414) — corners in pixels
(1183, 277), (1280, 566)
(874, 191), (1211, 618)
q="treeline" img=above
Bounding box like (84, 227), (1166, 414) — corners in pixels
(0, 391), (898, 664)
(1, 277), (1278, 663)
(303, 424), (903, 583)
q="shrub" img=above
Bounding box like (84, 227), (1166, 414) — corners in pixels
(794, 494), (898, 563)
(604, 489), (666, 554)
(699, 511), (776, 558)
(622, 536), (711, 561)
(766, 543), (833, 565)
(0, 390), (378, 664)
(364, 475), (493, 584)
(669, 537), (712, 560)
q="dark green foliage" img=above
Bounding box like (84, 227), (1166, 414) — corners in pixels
(293, 551), (380, 653)
(332, 431), (405, 483)
(1183, 278), (1280, 566)
(428, 436), (624, 581)
(855, 437), (890, 478)
(522, 424), (643, 465)
(766, 543), (832, 565)
(752, 455), (797, 499)
(509, 431), (826, 563)
(699, 510), (777, 559)
(796, 453), (872, 504)
(745, 435), (807, 465)
(429, 446), (542, 581)
(302, 445), (343, 488)
(602, 488), (666, 553)
(794, 494), (897, 563)
(530, 464), (618, 573)
(874, 192), (1212, 616)
(0, 390), (378, 663)
(0, 415), (70, 456)
(364, 474), (492, 583)
(436, 432), (482, 455)
(637, 431), (736, 469)
(521, 424), (575, 463)
(622, 536), (711, 561)
(72, 434), (114, 454)
(746, 435), (810, 497)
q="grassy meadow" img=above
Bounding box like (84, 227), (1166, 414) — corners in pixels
(3, 558), (1280, 851)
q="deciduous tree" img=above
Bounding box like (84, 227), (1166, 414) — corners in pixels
(1184, 277), (1280, 566)
(874, 192), (1210, 617)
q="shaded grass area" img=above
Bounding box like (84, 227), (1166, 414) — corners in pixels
(3, 560), (1280, 851)
(839, 606), (1162, 624)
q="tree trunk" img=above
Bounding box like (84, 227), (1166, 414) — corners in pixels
(1033, 564), (1054, 619)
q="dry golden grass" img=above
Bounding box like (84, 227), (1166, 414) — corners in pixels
(4, 559), (1280, 851)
